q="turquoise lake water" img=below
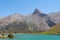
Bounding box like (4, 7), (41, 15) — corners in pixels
(0, 34), (60, 40)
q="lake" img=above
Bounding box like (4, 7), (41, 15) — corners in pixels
(0, 34), (60, 40)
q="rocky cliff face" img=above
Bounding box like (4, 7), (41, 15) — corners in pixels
(0, 9), (56, 33)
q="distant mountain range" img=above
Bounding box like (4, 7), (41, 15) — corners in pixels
(48, 12), (60, 23)
(0, 9), (60, 33)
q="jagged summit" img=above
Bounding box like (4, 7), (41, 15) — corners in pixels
(33, 8), (41, 14)
(33, 8), (47, 17)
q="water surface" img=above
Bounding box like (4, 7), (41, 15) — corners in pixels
(0, 34), (60, 40)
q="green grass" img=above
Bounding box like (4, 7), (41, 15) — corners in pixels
(40, 23), (60, 34)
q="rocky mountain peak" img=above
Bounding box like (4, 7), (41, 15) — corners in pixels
(33, 8), (47, 17)
(33, 8), (41, 14)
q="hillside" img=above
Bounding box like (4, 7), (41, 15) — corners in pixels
(41, 23), (60, 34)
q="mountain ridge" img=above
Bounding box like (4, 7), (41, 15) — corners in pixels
(0, 9), (56, 33)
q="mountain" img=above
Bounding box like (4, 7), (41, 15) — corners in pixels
(20, 9), (56, 32)
(48, 12), (60, 24)
(0, 9), (56, 33)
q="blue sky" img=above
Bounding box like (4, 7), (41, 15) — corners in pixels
(0, 0), (60, 17)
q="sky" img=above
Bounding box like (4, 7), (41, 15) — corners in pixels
(0, 0), (60, 17)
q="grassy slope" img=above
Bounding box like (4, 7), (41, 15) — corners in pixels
(41, 23), (60, 34)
